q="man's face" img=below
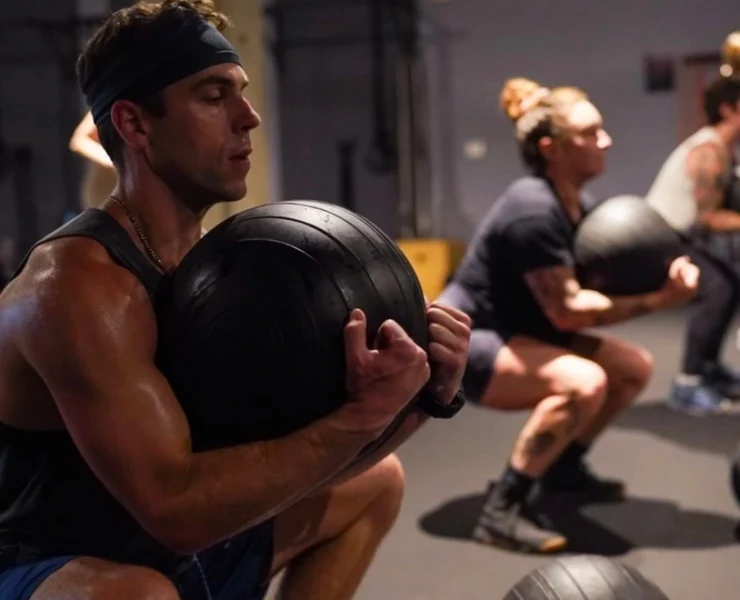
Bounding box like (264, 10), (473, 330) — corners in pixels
(144, 63), (261, 208)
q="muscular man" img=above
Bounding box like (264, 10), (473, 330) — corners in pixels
(438, 77), (698, 553)
(645, 74), (740, 415)
(0, 2), (470, 599)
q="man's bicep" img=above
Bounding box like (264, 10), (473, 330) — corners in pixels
(524, 265), (580, 322)
(25, 277), (192, 518)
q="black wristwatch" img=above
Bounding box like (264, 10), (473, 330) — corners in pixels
(415, 387), (467, 419)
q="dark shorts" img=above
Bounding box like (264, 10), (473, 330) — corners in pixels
(685, 225), (740, 281)
(438, 283), (601, 403)
(0, 520), (275, 600)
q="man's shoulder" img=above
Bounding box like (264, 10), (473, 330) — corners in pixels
(10, 237), (145, 314)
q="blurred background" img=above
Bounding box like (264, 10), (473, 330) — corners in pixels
(0, 0), (732, 292)
(1, 2), (740, 598)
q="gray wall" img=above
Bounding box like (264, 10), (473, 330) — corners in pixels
(424, 0), (740, 240)
(2, 0), (738, 259)
(273, 0), (405, 236)
(0, 0), (103, 262)
(277, 0), (740, 241)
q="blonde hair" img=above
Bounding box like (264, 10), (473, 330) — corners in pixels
(722, 31), (740, 76)
(499, 77), (589, 172)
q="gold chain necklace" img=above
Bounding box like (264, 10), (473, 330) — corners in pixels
(108, 194), (167, 273)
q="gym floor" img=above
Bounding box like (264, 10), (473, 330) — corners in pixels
(271, 306), (740, 599)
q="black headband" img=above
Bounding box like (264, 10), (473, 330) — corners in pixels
(84, 12), (241, 125)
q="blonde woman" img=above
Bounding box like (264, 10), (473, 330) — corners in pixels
(438, 77), (698, 553)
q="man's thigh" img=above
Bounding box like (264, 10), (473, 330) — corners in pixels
(269, 454), (404, 578)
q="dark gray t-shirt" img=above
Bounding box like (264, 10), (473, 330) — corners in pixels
(451, 175), (598, 340)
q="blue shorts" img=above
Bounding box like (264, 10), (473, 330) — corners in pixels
(0, 520), (274, 600)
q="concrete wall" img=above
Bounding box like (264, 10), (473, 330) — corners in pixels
(274, 0), (740, 241)
(422, 0), (739, 240)
(2, 0), (737, 260)
(0, 0), (90, 261)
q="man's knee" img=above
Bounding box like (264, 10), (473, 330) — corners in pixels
(626, 345), (654, 387)
(364, 454), (405, 535)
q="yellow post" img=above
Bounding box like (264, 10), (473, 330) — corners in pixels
(396, 238), (467, 301)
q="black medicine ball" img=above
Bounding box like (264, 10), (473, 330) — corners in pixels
(155, 200), (428, 452)
(574, 195), (684, 296)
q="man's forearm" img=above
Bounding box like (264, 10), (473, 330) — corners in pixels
(556, 289), (665, 330)
(153, 417), (372, 552)
(700, 209), (740, 232)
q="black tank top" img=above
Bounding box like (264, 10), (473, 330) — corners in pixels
(0, 210), (188, 575)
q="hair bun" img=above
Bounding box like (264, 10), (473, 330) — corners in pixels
(722, 32), (740, 76)
(500, 77), (547, 122)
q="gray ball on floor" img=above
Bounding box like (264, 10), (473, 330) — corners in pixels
(502, 554), (670, 599)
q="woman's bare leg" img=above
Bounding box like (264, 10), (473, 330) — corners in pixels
(472, 335), (609, 554)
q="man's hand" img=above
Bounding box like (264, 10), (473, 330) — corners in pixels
(654, 255), (700, 308)
(335, 309), (431, 438)
(424, 301), (472, 404)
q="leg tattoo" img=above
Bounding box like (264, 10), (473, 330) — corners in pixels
(523, 431), (558, 457)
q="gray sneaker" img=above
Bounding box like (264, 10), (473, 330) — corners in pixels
(666, 379), (732, 416)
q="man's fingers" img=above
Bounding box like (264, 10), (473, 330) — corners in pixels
(366, 319), (426, 370)
(427, 306), (472, 337)
(374, 319), (411, 349)
(428, 341), (466, 371)
(670, 255), (691, 279)
(428, 322), (467, 352)
(685, 266), (700, 288)
(344, 309), (369, 365)
(428, 302), (472, 328)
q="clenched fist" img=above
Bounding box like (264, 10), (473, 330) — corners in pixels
(424, 301), (472, 404)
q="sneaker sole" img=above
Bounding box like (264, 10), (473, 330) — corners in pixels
(472, 527), (568, 555)
(666, 400), (733, 417)
(542, 487), (627, 502)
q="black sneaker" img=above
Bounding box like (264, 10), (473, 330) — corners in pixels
(472, 485), (567, 554)
(540, 461), (625, 501)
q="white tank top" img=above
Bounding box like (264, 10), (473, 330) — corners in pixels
(644, 126), (732, 232)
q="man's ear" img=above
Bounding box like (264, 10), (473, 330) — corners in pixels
(109, 100), (153, 153)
